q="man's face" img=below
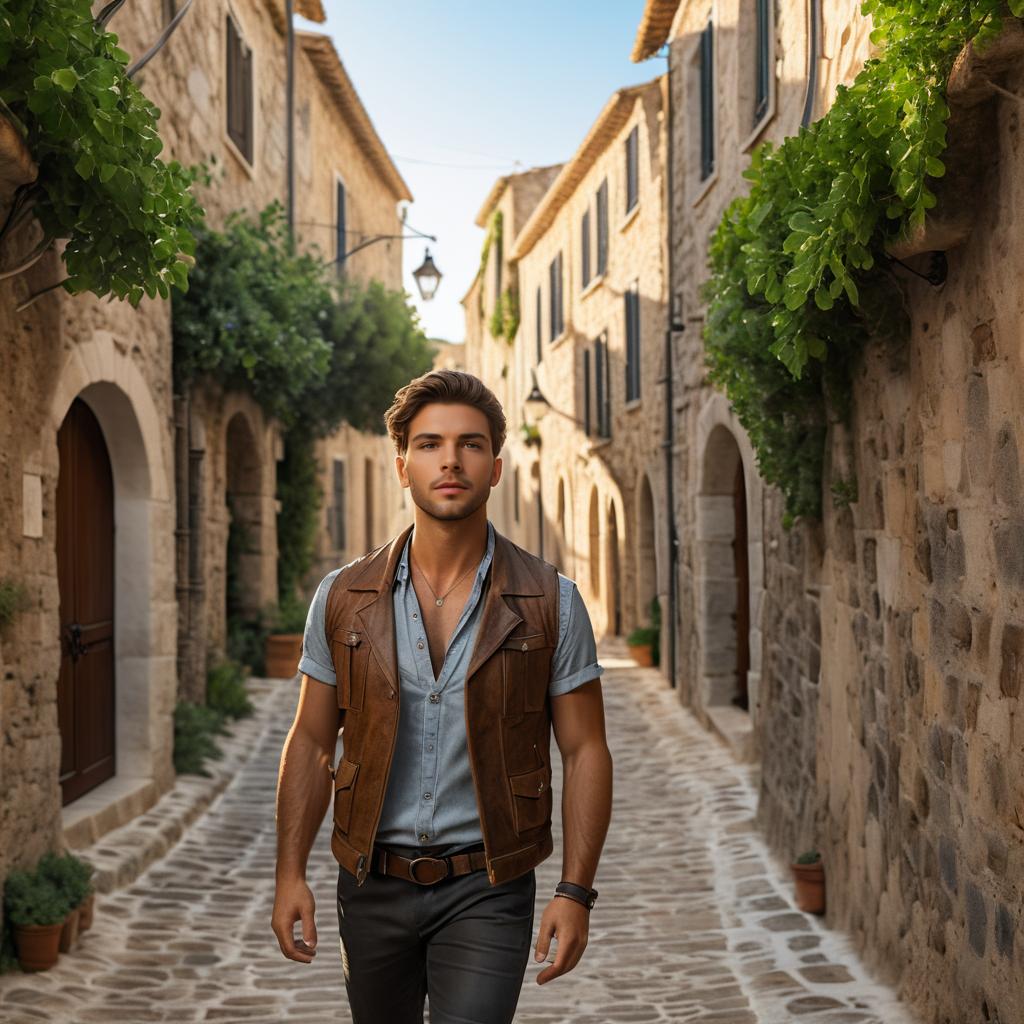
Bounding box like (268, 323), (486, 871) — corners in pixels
(396, 402), (502, 522)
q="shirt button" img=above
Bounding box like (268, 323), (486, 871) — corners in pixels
(417, 641), (425, 650)
(429, 692), (440, 703)
(419, 833), (430, 842)
(412, 612), (418, 619)
(423, 792), (432, 801)
(427, 744), (434, 751)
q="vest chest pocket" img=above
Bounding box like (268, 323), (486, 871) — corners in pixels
(331, 627), (367, 711)
(508, 762), (553, 834)
(501, 632), (554, 717)
(332, 757), (360, 834)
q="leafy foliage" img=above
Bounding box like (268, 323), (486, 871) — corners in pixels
(0, 0), (202, 303)
(172, 201), (333, 428)
(206, 659), (255, 720)
(3, 865), (70, 927)
(0, 579), (28, 629)
(37, 851), (92, 908)
(172, 700), (227, 777)
(703, 0), (1023, 524)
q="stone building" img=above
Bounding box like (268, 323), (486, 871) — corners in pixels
(634, 1), (1024, 1021)
(464, 81), (670, 649)
(0, 0), (413, 892)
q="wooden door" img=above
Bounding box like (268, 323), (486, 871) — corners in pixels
(57, 398), (116, 804)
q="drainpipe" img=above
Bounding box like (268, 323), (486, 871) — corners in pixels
(802, 0), (821, 128)
(660, 53), (681, 689)
(286, 0), (295, 239)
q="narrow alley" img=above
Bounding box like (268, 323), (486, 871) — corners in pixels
(0, 647), (917, 1024)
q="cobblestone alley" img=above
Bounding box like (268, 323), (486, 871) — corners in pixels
(0, 646), (921, 1024)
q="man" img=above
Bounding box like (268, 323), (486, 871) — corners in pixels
(272, 369), (613, 1024)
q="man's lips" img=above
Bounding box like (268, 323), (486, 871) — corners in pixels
(434, 481), (468, 492)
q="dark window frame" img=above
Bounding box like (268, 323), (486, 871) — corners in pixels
(699, 19), (715, 181)
(594, 332), (611, 440)
(625, 125), (639, 213)
(548, 251), (564, 341)
(596, 179), (609, 276)
(225, 13), (254, 165)
(583, 348), (592, 437)
(625, 283), (641, 403)
(581, 209), (591, 289)
(754, 0), (771, 125)
(535, 285), (543, 362)
(335, 177), (347, 273)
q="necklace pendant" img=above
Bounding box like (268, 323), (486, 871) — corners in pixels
(436, 598), (444, 607)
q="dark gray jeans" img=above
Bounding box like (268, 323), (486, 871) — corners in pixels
(336, 842), (537, 1024)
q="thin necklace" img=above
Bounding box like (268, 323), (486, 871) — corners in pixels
(411, 554), (477, 607)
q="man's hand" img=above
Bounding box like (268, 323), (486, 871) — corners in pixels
(271, 877), (319, 963)
(532, 896), (590, 984)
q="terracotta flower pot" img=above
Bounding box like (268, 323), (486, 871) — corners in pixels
(792, 860), (826, 914)
(78, 890), (95, 932)
(58, 904), (80, 953)
(628, 642), (654, 667)
(265, 633), (303, 679)
(14, 921), (65, 971)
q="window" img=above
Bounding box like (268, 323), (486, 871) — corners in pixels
(754, 0), (771, 125)
(625, 283), (641, 402)
(625, 125), (639, 213)
(548, 251), (564, 341)
(331, 459), (347, 550)
(596, 179), (609, 276)
(535, 285), (542, 362)
(226, 13), (254, 164)
(593, 333), (611, 439)
(582, 349), (592, 436)
(699, 19), (715, 181)
(335, 178), (347, 273)
(581, 210), (591, 289)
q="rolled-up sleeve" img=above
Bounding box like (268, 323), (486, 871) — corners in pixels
(297, 569), (341, 685)
(548, 575), (604, 697)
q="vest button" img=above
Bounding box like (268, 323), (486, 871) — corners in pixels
(429, 692), (440, 703)
(521, 641), (529, 651)
(419, 833), (429, 842)
(538, 781), (545, 791)
(423, 792), (432, 801)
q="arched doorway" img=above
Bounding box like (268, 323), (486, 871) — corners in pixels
(57, 398), (115, 804)
(607, 500), (622, 636)
(697, 424), (751, 711)
(225, 412), (264, 624)
(637, 474), (657, 626)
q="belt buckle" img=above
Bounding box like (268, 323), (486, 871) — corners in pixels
(408, 855), (449, 885)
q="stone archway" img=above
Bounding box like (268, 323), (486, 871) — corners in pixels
(695, 393), (765, 725)
(46, 331), (176, 827)
(606, 498), (622, 636)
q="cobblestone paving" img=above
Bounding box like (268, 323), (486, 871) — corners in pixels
(0, 646), (922, 1024)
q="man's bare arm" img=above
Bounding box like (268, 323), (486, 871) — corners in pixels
(532, 677), (612, 984)
(271, 674), (343, 963)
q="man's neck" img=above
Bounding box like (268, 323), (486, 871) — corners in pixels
(409, 507), (489, 585)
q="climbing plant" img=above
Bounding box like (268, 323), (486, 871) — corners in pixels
(0, 0), (202, 303)
(703, 0), (1024, 525)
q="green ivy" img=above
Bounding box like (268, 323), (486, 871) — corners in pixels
(489, 285), (520, 342)
(477, 208), (503, 318)
(703, 0), (1024, 525)
(0, 0), (202, 304)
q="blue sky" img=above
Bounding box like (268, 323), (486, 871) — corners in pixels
(299, 1), (660, 343)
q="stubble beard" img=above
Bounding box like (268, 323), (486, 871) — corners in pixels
(407, 476), (489, 523)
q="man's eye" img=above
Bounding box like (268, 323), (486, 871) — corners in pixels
(464, 442), (480, 449)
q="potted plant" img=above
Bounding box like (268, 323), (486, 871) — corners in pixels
(626, 625), (657, 667)
(38, 852), (93, 950)
(263, 592), (308, 678)
(792, 850), (825, 914)
(3, 865), (71, 971)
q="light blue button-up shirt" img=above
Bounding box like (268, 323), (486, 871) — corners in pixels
(298, 521), (603, 852)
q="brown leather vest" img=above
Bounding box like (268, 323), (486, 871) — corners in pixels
(324, 523), (560, 886)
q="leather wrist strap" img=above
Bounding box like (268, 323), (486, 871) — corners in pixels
(554, 880), (598, 909)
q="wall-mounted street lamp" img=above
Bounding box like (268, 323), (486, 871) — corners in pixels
(412, 248), (442, 302)
(524, 368), (584, 426)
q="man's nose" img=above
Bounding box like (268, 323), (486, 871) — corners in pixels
(440, 446), (462, 470)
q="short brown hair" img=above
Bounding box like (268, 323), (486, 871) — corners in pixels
(384, 369), (507, 456)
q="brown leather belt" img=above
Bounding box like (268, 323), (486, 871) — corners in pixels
(370, 845), (488, 885)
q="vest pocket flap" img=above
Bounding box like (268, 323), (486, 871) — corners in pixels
(501, 632), (548, 653)
(334, 758), (359, 791)
(333, 627), (362, 648)
(509, 765), (549, 799)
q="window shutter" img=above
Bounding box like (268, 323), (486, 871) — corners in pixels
(336, 180), (347, 270)
(596, 180), (609, 276)
(581, 210), (591, 288)
(699, 20), (715, 180)
(583, 348), (592, 436)
(625, 126), (639, 212)
(755, 0), (771, 124)
(226, 15), (254, 164)
(535, 285), (542, 362)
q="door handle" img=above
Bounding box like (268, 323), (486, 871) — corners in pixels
(65, 622), (90, 661)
